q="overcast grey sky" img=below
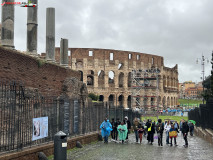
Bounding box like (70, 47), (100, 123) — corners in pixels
(1, 0), (213, 83)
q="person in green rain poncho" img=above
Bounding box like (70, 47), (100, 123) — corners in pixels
(117, 121), (128, 144)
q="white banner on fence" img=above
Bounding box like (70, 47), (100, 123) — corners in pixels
(32, 117), (48, 141)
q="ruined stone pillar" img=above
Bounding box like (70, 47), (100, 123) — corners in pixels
(1, 0), (14, 48)
(104, 74), (109, 88)
(123, 95), (128, 108)
(60, 38), (68, 67)
(27, 0), (38, 55)
(46, 8), (55, 61)
(93, 72), (98, 88)
(114, 72), (119, 88)
(123, 72), (128, 88)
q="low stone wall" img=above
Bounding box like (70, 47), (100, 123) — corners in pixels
(194, 127), (213, 144)
(0, 132), (99, 160)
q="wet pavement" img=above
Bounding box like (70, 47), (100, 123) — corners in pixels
(63, 133), (213, 160)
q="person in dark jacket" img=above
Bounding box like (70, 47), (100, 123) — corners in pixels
(111, 118), (116, 140)
(147, 120), (155, 144)
(156, 119), (164, 146)
(124, 116), (131, 140)
(115, 118), (121, 140)
(182, 119), (189, 147)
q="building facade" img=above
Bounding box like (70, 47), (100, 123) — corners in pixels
(54, 48), (179, 110)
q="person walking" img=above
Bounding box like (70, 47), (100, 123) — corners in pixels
(156, 119), (164, 146)
(133, 117), (139, 143)
(115, 118), (121, 141)
(138, 124), (144, 144)
(164, 120), (171, 144)
(100, 118), (112, 143)
(117, 121), (128, 144)
(124, 116), (131, 140)
(110, 118), (116, 140)
(182, 119), (189, 148)
(189, 122), (194, 136)
(147, 120), (155, 145)
(169, 124), (178, 146)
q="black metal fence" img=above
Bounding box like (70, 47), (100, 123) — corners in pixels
(0, 81), (140, 155)
(188, 102), (213, 130)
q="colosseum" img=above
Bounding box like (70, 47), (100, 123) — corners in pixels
(54, 48), (179, 111)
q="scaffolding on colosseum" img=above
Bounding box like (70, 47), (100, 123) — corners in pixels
(131, 68), (161, 114)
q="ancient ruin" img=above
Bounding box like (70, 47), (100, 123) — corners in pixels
(54, 48), (179, 110)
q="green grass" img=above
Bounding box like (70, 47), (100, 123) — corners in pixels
(141, 116), (188, 122)
(178, 99), (204, 106)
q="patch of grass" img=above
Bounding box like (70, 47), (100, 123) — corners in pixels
(47, 155), (53, 160)
(178, 99), (203, 106)
(141, 116), (188, 123)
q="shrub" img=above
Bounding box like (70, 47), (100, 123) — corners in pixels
(88, 93), (99, 101)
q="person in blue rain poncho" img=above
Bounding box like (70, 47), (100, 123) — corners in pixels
(100, 118), (113, 143)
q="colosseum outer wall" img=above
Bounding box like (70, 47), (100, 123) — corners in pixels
(55, 48), (178, 110)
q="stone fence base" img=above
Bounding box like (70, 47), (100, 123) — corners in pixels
(194, 127), (213, 145)
(0, 132), (99, 160)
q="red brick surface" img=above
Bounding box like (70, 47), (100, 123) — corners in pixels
(0, 47), (80, 96)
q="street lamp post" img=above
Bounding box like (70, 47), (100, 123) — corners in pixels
(196, 55), (209, 104)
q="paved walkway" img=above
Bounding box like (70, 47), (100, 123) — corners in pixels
(64, 133), (213, 160)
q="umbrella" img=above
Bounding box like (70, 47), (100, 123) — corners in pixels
(189, 120), (196, 125)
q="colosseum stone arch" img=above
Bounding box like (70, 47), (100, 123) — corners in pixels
(55, 48), (179, 110)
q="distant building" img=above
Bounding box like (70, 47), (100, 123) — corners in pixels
(179, 81), (203, 99)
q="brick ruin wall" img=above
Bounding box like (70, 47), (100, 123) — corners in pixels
(0, 46), (81, 97)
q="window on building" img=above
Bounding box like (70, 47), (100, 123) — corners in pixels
(110, 53), (114, 60)
(89, 51), (93, 56)
(152, 57), (154, 64)
(137, 55), (140, 60)
(129, 54), (132, 59)
(68, 50), (71, 56)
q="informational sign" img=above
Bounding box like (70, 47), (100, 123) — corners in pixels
(32, 117), (48, 141)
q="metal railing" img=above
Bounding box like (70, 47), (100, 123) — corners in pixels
(0, 80), (141, 155)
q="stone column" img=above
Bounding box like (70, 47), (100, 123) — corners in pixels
(123, 95), (128, 108)
(46, 8), (55, 61)
(104, 73), (109, 88)
(60, 38), (68, 67)
(1, 0), (15, 48)
(93, 72), (98, 88)
(27, 0), (38, 55)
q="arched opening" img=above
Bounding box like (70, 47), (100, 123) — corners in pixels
(171, 97), (173, 107)
(167, 97), (170, 108)
(162, 96), (166, 108)
(118, 72), (124, 88)
(76, 61), (83, 69)
(157, 96), (161, 108)
(108, 95), (114, 107)
(118, 95), (124, 107)
(128, 72), (131, 87)
(151, 97), (155, 106)
(108, 71), (115, 84)
(78, 71), (83, 81)
(99, 95), (104, 102)
(163, 75), (166, 87)
(87, 70), (94, 86)
(87, 76), (93, 85)
(98, 70), (105, 87)
(118, 63), (123, 70)
(127, 95), (131, 108)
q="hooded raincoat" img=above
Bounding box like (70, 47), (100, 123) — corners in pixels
(117, 124), (128, 141)
(100, 120), (112, 138)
